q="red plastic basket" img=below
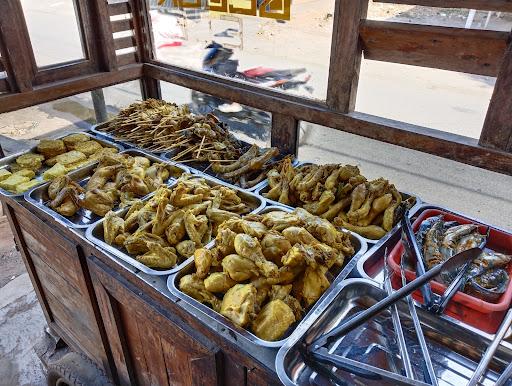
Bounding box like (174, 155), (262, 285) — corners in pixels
(388, 208), (512, 334)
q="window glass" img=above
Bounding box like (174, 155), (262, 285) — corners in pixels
(148, 0), (335, 100)
(20, 0), (86, 67)
(367, 2), (512, 31)
(160, 80), (271, 146)
(355, 60), (495, 139)
(297, 121), (512, 230)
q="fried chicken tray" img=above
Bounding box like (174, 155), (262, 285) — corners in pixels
(255, 161), (421, 244)
(0, 132), (123, 198)
(167, 206), (368, 347)
(275, 278), (512, 386)
(25, 149), (188, 229)
(86, 174), (266, 276)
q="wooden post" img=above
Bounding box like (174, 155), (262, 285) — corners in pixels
(326, 0), (369, 112)
(92, 89), (108, 123)
(271, 113), (299, 156)
(90, 0), (118, 72)
(479, 38), (512, 152)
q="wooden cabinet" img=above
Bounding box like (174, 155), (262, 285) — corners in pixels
(2, 201), (114, 377)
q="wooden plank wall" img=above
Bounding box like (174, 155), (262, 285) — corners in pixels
(0, 0), (511, 174)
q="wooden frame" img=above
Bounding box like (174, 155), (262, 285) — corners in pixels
(0, 0), (511, 174)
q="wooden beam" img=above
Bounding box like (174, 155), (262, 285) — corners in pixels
(117, 52), (138, 66)
(479, 40), (512, 151)
(373, 0), (512, 12)
(0, 64), (142, 114)
(271, 113), (299, 156)
(326, 0), (368, 112)
(91, 0), (119, 72)
(111, 19), (134, 33)
(114, 36), (137, 50)
(0, 0), (36, 92)
(0, 57), (5, 73)
(109, 2), (131, 16)
(360, 20), (508, 76)
(0, 77), (11, 93)
(130, 0), (156, 62)
(144, 62), (512, 174)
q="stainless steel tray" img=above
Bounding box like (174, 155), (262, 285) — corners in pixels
(24, 149), (189, 229)
(276, 278), (512, 386)
(167, 205), (368, 348)
(86, 174), (266, 276)
(89, 122), (140, 152)
(254, 161), (422, 245)
(0, 132), (123, 198)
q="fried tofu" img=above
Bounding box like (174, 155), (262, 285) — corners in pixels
(74, 140), (103, 156)
(62, 133), (90, 150)
(55, 150), (87, 167)
(0, 175), (30, 192)
(43, 163), (67, 180)
(0, 169), (12, 182)
(88, 147), (119, 162)
(15, 153), (45, 171)
(13, 169), (36, 179)
(37, 139), (66, 159)
(15, 179), (41, 193)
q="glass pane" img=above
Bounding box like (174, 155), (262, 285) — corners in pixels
(368, 2), (512, 31)
(297, 121), (512, 230)
(21, 0), (86, 67)
(355, 60), (495, 139)
(160, 81), (271, 146)
(148, 0), (335, 100)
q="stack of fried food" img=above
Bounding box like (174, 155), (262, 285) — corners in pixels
(211, 144), (293, 189)
(263, 159), (416, 239)
(179, 207), (355, 341)
(0, 133), (118, 194)
(102, 175), (255, 269)
(47, 153), (177, 217)
(98, 99), (244, 159)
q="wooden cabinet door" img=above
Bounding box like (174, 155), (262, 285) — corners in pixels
(88, 255), (223, 386)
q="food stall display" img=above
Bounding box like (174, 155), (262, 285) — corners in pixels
(0, 133), (122, 196)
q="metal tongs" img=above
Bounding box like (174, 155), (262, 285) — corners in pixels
(304, 247), (482, 384)
(401, 210), (489, 314)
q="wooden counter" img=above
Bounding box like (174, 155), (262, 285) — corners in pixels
(2, 196), (281, 386)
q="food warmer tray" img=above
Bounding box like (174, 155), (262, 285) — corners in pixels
(354, 203), (512, 338)
(254, 161), (422, 245)
(275, 278), (512, 386)
(86, 174), (266, 276)
(0, 132), (123, 198)
(167, 205), (368, 348)
(25, 149), (189, 229)
(161, 143), (298, 193)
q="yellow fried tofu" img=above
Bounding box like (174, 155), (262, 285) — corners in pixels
(45, 156), (59, 167)
(55, 150), (87, 166)
(88, 147), (118, 162)
(13, 169), (35, 179)
(16, 153), (44, 171)
(0, 175), (30, 192)
(65, 159), (93, 172)
(62, 133), (89, 150)
(15, 179), (41, 193)
(0, 169), (12, 182)
(43, 163), (67, 180)
(74, 140), (103, 156)
(37, 139), (66, 159)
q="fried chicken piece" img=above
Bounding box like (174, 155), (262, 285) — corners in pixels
(348, 178), (388, 223)
(49, 181), (82, 217)
(223, 148), (279, 179)
(239, 220), (268, 239)
(303, 190), (336, 215)
(123, 200), (146, 231)
(87, 164), (122, 191)
(80, 189), (116, 216)
(204, 272), (236, 293)
(176, 239), (196, 258)
(234, 234), (278, 278)
(222, 254), (259, 282)
(195, 248), (213, 279)
(170, 183), (204, 207)
(269, 285), (303, 320)
(212, 144), (259, 173)
(281, 227), (321, 245)
(180, 274), (221, 312)
(220, 284), (257, 327)
(357, 192), (393, 226)
(165, 210), (186, 245)
(261, 232), (292, 266)
(261, 211), (301, 231)
(119, 174), (150, 197)
(320, 197), (352, 221)
(136, 242), (177, 269)
(336, 220), (387, 240)
(104, 211), (125, 245)
(251, 300), (295, 341)
(206, 206), (240, 224)
(215, 228), (237, 256)
(124, 231), (167, 255)
(184, 212), (209, 246)
(293, 265), (330, 307)
(348, 182), (367, 214)
(144, 163), (170, 190)
(382, 185), (402, 231)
